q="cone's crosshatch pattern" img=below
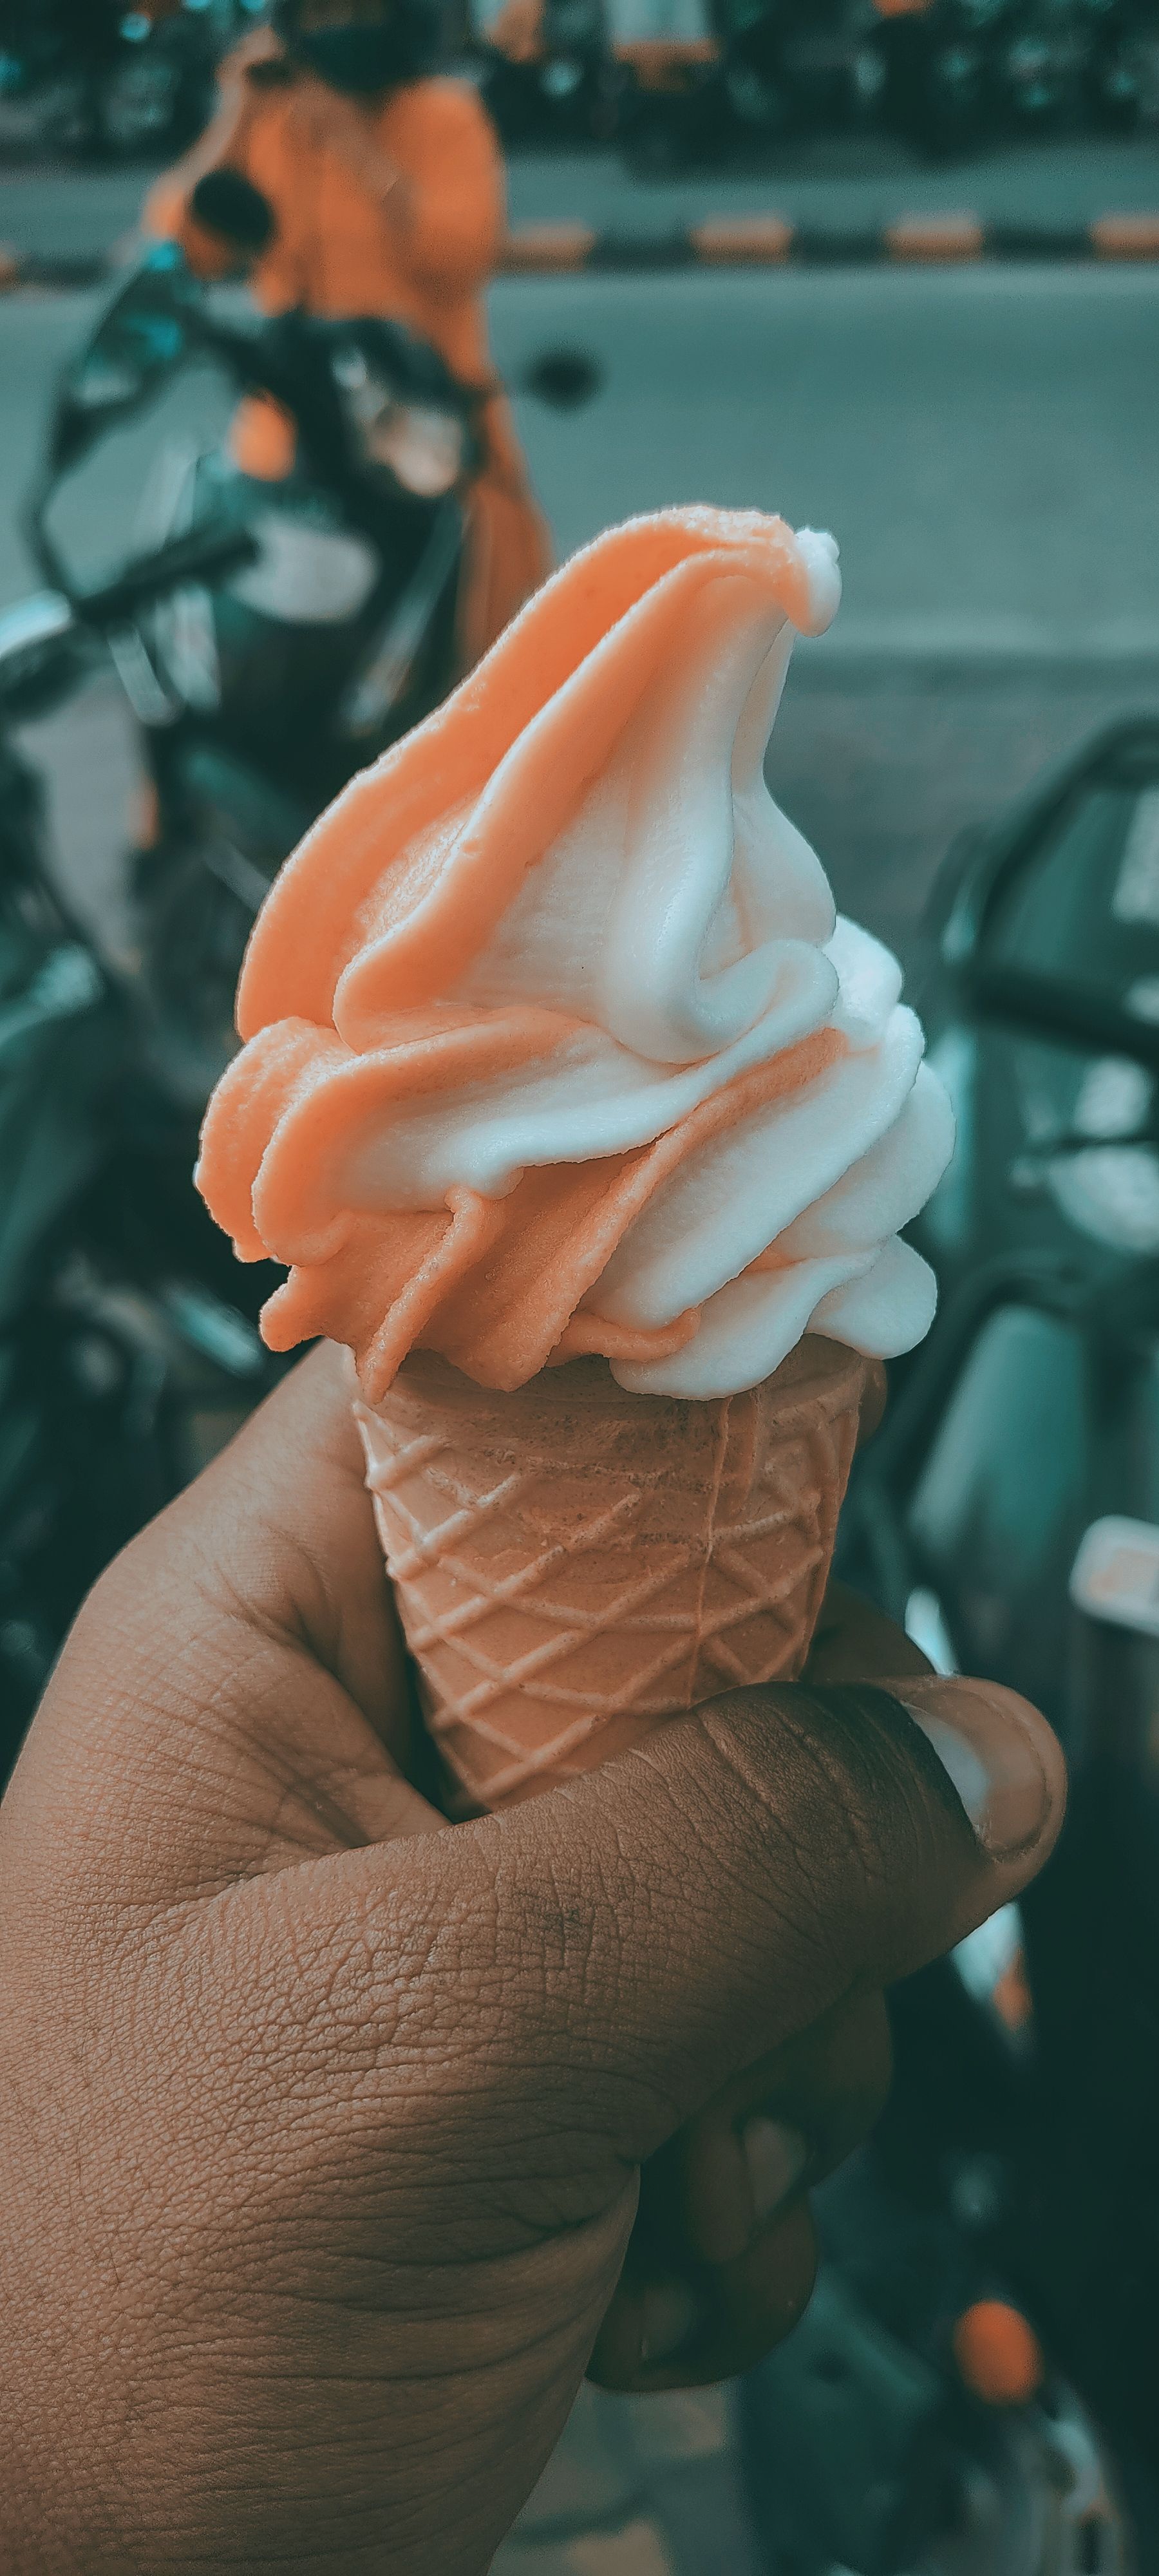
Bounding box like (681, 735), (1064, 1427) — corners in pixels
(355, 1335), (866, 1810)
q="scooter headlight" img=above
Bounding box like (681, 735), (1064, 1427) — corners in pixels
(333, 348), (466, 496)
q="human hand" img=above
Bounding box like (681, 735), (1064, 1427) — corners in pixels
(0, 1347), (1064, 2575)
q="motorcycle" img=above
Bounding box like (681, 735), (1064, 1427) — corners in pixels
(501, 707), (1149, 2573)
(473, 0), (619, 146)
(675, 0), (865, 149)
(26, 245), (597, 1108)
(0, 514), (291, 1792)
(996, 0), (1148, 131)
(32, 0), (220, 164)
(742, 2155), (1134, 2571)
(26, 242), (480, 1103)
(0, 249), (597, 1767)
(831, 714), (1159, 2556)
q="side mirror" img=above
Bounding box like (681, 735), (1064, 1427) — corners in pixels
(942, 719), (1159, 1074)
(46, 244), (195, 477)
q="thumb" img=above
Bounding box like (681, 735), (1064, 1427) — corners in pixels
(443, 1671), (1065, 2164)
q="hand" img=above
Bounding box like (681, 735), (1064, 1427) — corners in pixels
(0, 1347), (1064, 2575)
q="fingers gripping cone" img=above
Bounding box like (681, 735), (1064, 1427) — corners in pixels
(355, 1341), (867, 1811)
(196, 507), (953, 1815)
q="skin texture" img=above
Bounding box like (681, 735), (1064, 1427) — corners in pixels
(0, 1345), (1065, 2575)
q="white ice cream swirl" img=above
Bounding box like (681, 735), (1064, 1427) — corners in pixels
(200, 507), (954, 1399)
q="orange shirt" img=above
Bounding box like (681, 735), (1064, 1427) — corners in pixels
(145, 53), (505, 388)
(144, 42), (552, 663)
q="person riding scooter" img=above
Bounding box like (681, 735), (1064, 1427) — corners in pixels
(143, 0), (551, 670)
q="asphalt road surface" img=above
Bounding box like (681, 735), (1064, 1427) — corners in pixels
(2, 250), (1157, 968)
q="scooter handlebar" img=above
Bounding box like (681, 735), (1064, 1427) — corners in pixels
(78, 522), (259, 630)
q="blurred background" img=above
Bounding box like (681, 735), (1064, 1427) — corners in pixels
(1, 3), (1158, 2571)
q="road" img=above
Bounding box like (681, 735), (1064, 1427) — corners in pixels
(5, 131), (1159, 254)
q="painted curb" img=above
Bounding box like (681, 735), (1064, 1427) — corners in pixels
(5, 214), (1159, 291)
(497, 210), (1159, 270)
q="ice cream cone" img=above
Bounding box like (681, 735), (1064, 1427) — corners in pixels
(354, 1332), (867, 1812)
(197, 507), (952, 1818)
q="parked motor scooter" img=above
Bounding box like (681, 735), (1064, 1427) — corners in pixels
(26, 243), (599, 1109)
(832, 716), (1159, 2556)
(992, 0), (1146, 131)
(24, 242), (479, 1102)
(34, 0), (220, 164)
(473, 0), (618, 144)
(721, 720), (1159, 2573)
(711, 0), (869, 147)
(0, 516), (292, 1793)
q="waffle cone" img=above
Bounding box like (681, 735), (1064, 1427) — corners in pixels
(354, 1335), (867, 1812)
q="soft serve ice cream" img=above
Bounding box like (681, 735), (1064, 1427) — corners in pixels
(196, 506), (953, 1402)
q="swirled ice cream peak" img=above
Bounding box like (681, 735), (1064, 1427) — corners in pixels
(197, 505), (954, 1400)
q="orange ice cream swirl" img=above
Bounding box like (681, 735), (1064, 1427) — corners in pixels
(197, 506), (953, 1401)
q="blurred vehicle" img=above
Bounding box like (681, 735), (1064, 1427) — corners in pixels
(30, 0), (221, 163)
(711, 0), (872, 147)
(25, 245), (599, 1108)
(834, 716), (1159, 2555)
(468, 0), (1159, 143)
(473, 0), (928, 155)
(473, 0), (619, 143)
(471, 0), (730, 171)
(0, 513), (289, 1792)
(995, 0), (1148, 131)
(612, 0), (874, 167)
(743, 2154), (1133, 2572)
(26, 245), (488, 1104)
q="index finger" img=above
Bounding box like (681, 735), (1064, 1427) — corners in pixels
(160, 1340), (415, 1749)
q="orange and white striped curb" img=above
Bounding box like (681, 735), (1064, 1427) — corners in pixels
(6, 215), (1159, 292)
(492, 209), (1159, 272)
